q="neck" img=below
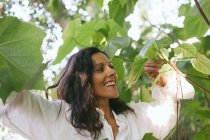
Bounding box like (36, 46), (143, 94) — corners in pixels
(95, 98), (113, 118)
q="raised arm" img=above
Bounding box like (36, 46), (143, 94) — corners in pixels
(0, 90), (78, 140)
(130, 62), (195, 139)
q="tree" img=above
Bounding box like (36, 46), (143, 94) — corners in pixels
(0, 0), (210, 139)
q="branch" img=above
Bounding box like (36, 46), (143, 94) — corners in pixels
(194, 0), (210, 27)
(204, 91), (210, 110)
(184, 72), (210, 81)
(186, 76), (210, 94)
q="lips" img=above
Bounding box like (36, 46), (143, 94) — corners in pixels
(104, 81), (116, 87)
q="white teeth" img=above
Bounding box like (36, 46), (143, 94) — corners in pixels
(105, 81), (115, 87)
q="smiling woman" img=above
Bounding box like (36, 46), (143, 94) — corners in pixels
(92, 52), (119, 99)
(0, 47), (195, 140)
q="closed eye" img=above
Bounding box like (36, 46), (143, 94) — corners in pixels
(94, 64), (104, 72)
(109, 63), (114, 69)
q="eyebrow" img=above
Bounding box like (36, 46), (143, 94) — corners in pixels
(94, 61), (112, 66)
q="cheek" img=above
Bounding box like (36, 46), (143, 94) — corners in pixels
(92, 84), (104, 95)
(92, 76), (104, 94)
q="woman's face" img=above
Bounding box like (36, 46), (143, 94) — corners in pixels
(91, 52), (119, 100)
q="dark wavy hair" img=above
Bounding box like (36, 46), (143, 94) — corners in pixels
(48, 47), (133, 139)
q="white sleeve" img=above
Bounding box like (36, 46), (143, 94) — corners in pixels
(0, 90), (74, 140)
(130, 70), (195, 139)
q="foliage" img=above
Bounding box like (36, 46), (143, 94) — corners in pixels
(0, 16), (45, 103)
(0, 0), (210, 139)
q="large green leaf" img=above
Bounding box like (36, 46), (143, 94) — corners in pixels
(108, 0), (137, 26)
(142, 133), (157, 140)
(47, 0), (60, 15)
(0, 16), (45, 103)
(95, 0), (104, 8)
(191, 53), (210, 74)
(127, 56), (147, 87)
(118, 81), (132, 103)
(54, 19), (126, 64)
(108, 0), (126, 26)
(139, 31), (162, 59)
(112, 56), (125, 82)
(53, 19), (81, 64)
(144, 42), (159, 60)
(201, 0), (210, 20)
(104, 36), (131, 58)
(107, 19), (126, 39)
(174, 43), (197, 59)
(119, 0), (128, 7)
(193, 36), (210, 59)
(174, 4), (209, 40)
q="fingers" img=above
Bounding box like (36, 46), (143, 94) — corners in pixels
(144, 59), (163, 80)
(145, 71), (159, 80)
(158, 75), (167, 87)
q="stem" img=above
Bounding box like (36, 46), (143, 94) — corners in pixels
(147, 20), (181, 45)
(167, 32), (181, 45)
(185, 72), (210, 81)
(175, 73), (180, 140)
(176, 101), (179, 140)
(194, 0), (210, 27)
(186, 76), (210, 94)
(204, 91), (210, 110)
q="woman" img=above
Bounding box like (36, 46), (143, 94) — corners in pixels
(0, 47), (194, 140)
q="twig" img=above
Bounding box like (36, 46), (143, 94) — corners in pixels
(194, 0), (210, 27)
(204, 91), (210, 110)
(186, 76), (210, 94)
(167, 32), (181, 45)
(185, 72), (210, 81)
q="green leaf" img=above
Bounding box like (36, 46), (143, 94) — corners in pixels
(193, 128), (210, 140)
(107, 19), (126, 39)
(95, 0), (104, 8)
(54, 19), (126, 64)
(201, 0), (210, 20)
(142, 133), (157, 140)
(174, 43), (197, 59)
(74, 21), (96, 47)
(119, 0), (128, 7)
(191, 53), (210, 74)
(104, 37), (131, 58)
(139, 31), (162, 59)
(112, 56), (125, 82)
(158, 48), (169, 61)
(108, 0), (137, 26)
(108, 0), (126, 26)
(156, 37), (173, 48)
(120, 46), (138, 62)
(194, 36), (210, 59)
(53, 19), (81, 64)
(47, 0), (60, 15)
(140, 86), (153, 102)
(174, 4), (208, 40)
(196, 109), (210, 118)
(118, 81), (132, 103)
(144, 42), (159, 60)
(127, 56), (147, 87)
(0, 16), (45, 103)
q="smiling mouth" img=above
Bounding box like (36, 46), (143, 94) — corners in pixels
(104, 81), (116, 87)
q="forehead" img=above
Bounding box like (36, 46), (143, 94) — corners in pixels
(91, 53), (110, 64)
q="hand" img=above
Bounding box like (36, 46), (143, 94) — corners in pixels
(144, 59), (167, 87)
(144, 59), (162, 80)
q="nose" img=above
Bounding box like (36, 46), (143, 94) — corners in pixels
(106, 66), (116, 77)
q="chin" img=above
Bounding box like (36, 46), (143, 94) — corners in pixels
(110, 91), (119, 99)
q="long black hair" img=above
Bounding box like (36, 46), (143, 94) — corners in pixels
(48, 47), (133, 139)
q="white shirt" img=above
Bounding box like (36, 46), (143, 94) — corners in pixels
(0, 71), (195, 140)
